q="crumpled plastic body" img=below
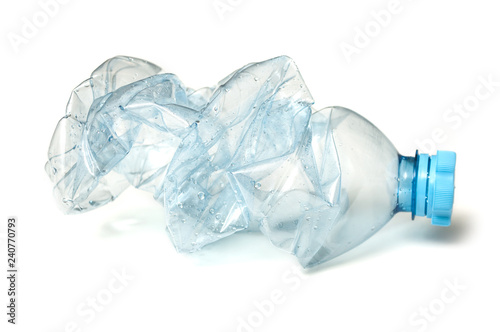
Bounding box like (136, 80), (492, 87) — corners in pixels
(46, 56), (347, 267)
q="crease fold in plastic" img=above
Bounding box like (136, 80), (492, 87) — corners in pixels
(46, 55), (349, 268)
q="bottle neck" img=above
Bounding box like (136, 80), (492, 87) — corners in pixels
(396, 150), (456, 226)
(396, 154), (417, 216)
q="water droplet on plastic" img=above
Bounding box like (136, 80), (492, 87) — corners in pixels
(209, 208), (215, 214)
(198, 192), (205, 200)
(254, 182), (261, 189)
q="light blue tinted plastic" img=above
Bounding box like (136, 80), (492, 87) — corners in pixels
(410, 151), (456, 226)
(423, 151), (456, 226)
(415, 153), (430, 217)
(397, 155), (415, 213)
(46, 56), (457, 267)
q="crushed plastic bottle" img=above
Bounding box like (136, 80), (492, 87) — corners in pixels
(46, 56), (457, 268)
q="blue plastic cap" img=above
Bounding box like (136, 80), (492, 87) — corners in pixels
(413, 151), (456, 226)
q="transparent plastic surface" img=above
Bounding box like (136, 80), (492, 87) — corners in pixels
(46, 56), (406, 267)
(45, 56), (211, 212)
(306, 107), (400, 266)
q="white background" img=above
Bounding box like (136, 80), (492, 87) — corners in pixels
(1, 0), (499, 331)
